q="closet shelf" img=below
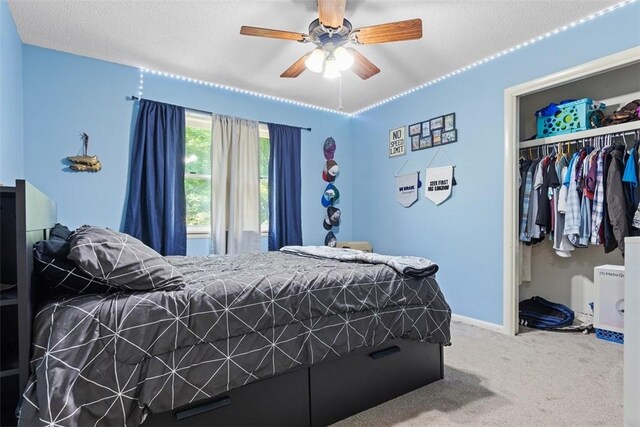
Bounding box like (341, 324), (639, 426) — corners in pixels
(519, 121), (640, 149)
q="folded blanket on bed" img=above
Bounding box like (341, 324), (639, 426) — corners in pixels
(280, 246), (439, 277)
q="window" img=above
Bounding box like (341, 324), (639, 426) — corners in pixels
(259, 126), (270, 234)
(185, 111), (212, 234)
(184, 111), (270, 236)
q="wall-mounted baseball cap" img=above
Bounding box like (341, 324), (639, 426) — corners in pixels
(323, 217), (332, 230)
(322, 206), (341, 230)
(321, 183), (340, 207)
(327, 206), (341, 225)
(322, 159), (339, 182)
(323, 137), (336, 160)
(325, 231), (337, 247)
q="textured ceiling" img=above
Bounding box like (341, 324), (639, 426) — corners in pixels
(8, 0), (622, 113)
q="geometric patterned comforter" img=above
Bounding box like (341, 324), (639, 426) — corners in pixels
(19, 251), (451, 427)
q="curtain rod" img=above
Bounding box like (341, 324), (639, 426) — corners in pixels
(127, 96), (312, 132)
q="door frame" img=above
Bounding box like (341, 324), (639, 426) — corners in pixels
(502, 46), (640, 336)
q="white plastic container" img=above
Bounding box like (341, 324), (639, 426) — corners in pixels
(594, 264), (625, 335)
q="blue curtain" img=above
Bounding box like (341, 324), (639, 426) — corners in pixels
(124, 99), (186, 255)
(267, 123), (302, 250)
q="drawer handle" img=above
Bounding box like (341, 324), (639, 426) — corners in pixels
(369, 345), (401, 360)
(175, 396), (231, 420)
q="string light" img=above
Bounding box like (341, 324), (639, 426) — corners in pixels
(139, 68), (352, 116)
(352, 0), (636, 115)
(139, 0), (635, 116)
(138, 68), (145, 97)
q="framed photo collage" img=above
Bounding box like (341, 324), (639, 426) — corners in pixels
(408, 113), (457, 152)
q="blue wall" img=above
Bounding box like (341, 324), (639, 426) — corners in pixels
(22, 47), (353, 254)
(350, 3), (640, 325)
(16, 3), (640, 324)
(0, 1), (23, 185)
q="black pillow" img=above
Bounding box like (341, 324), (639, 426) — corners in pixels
(50, 223), (72, 241)
(39, 223), (72, 260)
(34, 244), (115, 295)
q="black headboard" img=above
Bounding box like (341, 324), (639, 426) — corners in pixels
(14, 180), (57, 392)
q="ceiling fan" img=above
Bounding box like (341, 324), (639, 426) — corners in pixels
(240, 0), (422, 80)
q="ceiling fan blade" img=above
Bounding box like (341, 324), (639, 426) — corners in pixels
(240, 26), (307, 42)
(347, 48), (380, 80)
(281, 53), (310, 78)
(318, 0), (347, 29)
(352, 18), (422, 44)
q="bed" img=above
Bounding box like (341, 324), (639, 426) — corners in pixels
(15, 182), (451, 427)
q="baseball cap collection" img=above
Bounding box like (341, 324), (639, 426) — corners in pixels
(322, 137), (340, 247)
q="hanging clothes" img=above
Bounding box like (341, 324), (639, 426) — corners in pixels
(606, 144), (629, 254)
(536, 155), (558, 231)
(564, 152), (585, 246)
(519, 159), (538, 243)
(622, 143), (640, 236)
(519, 132), (638, 258)
(527, 159), (545, 242)
(602, 146), (617, 252)
(553, 157), (574, 257)
(577, 154), (592, 247)
(591, 148), (607, 244)
(631, 140), (640, 232)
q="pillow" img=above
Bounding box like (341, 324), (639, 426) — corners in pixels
(38, 223), (72, 261)
(34, 245), (115, 295)
(68, 226), (185, 291)
(50, 223), (72, 241)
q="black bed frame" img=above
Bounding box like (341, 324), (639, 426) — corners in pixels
(16, 179), (444, 426)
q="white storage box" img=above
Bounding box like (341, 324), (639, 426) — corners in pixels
(594, 265), (625, 335)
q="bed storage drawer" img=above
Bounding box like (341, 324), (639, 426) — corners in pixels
(310, 339), (442, 426)
(143, 367), (310, 426)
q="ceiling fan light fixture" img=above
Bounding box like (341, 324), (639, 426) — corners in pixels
(333, 46), (354, 70)
(323, 57), (341, 79)
(305, 48), (325, 73)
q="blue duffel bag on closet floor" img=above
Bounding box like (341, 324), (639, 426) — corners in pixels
(519, 296), (575, 329)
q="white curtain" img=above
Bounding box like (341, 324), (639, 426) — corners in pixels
(210, 115), (260, 254)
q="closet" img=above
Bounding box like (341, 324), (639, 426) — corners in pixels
(510, 55), (640, 332)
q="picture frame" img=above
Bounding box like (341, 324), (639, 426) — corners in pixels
(419, 136), (432, 149)
(421, 121), (430, 137)
(403, 112), (458, 152)
(408, 122), (422, 136)
(388, 126), (406, 157)
(411, 135), (420, 151)
(444, 113), (455, 131)
(432, 129), (442, 145)
(442, 129), (457, 144)
(430, 116), (443, 130)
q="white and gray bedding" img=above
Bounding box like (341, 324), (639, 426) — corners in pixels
(281, 245), (440, 277)
(20, 250), (451, 427)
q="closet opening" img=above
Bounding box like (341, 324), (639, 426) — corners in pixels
(503, 47), (640, 336)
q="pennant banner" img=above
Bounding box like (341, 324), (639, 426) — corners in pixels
(425, 165), (454, 205)
(395, 172), (419, 207)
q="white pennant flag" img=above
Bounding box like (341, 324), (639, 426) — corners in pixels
(395, 172), (419, 207)
(425, 165), (454, 205)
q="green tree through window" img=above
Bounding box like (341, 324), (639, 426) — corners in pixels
(259, 136), (269, 233)
(185, 113), (212, 230)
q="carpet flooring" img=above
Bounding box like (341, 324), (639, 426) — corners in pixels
(332, 321), (623, 427)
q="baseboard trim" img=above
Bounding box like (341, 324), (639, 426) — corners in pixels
(451, 314), (506, 334)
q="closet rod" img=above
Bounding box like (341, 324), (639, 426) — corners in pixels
(519, 130), (640, 151)
(519, 121), (640, 149)
(127, 96), (312, 132)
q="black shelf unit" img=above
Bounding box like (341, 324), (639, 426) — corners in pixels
(1, 186), (19, 426)
(0, 181), (55, 426)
